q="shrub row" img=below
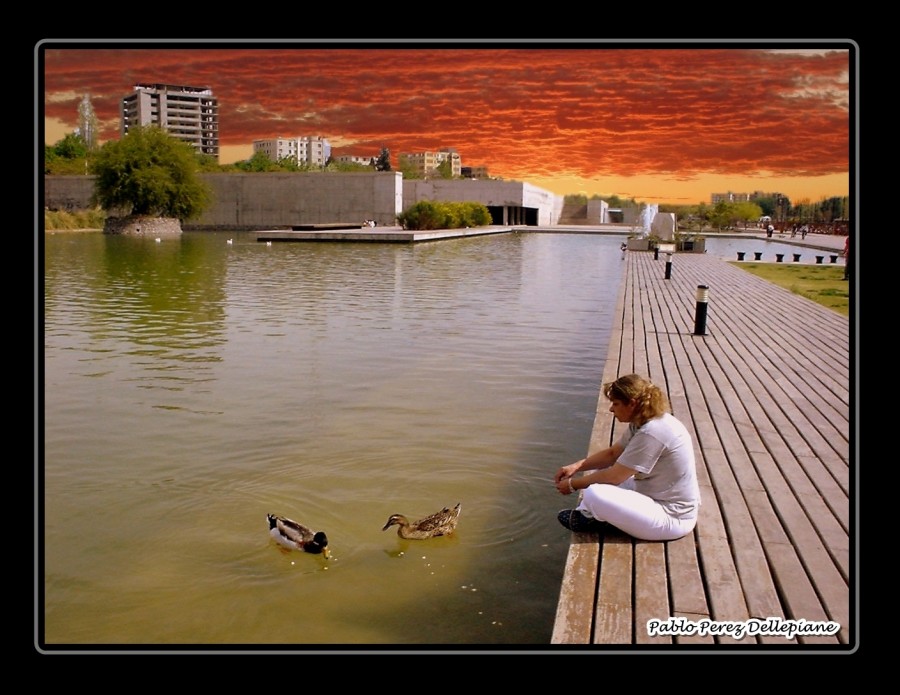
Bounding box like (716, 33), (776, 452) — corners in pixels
(397, 200), (492, 230)
(44, 208), (107, 230)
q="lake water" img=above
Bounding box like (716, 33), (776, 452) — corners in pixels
(40, 229), (627, 651)
(699, 235), (845, 264)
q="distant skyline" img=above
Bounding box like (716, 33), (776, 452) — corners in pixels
(39, 39), (855, 206)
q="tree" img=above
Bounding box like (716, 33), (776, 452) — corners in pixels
(375, 146), (391, 171)
(90, 125), (211, 220)
(44, 133), (89, 174)
(234, 150), (280, 172)
(54, 132), (88, 159)
(732, 201), (763, 228)
(436, 158), (453, 179)
(398, 158), (421, 179)
(707, 201), (732, 231)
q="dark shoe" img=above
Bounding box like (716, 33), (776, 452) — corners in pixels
(557, 509), (604, 533)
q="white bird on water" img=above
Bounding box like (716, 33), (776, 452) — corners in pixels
(226, 238), (233, 245)
(266, 241), (272, 246)
(155, 238), (161, 243)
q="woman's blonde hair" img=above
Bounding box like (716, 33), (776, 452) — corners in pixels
(602, 374), (669, 427)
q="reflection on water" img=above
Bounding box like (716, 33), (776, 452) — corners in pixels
(41, 230), (626, 648)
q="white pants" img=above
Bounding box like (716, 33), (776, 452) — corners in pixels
(577, 479), (696, 541)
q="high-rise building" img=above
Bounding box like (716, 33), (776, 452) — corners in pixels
(252, 136), (331, 167)
(121, 83), (219, 160)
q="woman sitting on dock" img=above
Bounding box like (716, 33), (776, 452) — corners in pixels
(554, 374), (700, 541)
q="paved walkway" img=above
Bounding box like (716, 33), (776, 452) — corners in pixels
(551, 245), (854, 648)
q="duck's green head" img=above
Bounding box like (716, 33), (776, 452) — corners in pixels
(307, 531), (330, 558)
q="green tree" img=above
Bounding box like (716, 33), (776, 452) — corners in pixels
(44, 133), (90, 174)
(375, 146), (392, 172)
(234, 150), (281, 172)
(54, 132), (88, 159)
(399, 158), (422, 179)
(195, 153), (223, 172)
(90, 125), (211, 220)
(436, 158), (453, 179)
(732, 201), (763, 228)
(707, 201), (732, 231)
(753, 196), (777, 218)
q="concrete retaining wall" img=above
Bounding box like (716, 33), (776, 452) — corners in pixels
(190, 171), (403, 230)
(44, 173), (564, 230)
(44, 176), (97, 211)
(104, 215), (182, 236)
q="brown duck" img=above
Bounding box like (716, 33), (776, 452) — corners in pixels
(382, 503), (461, 540)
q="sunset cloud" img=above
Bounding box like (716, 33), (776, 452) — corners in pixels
(39, 41), (854, 204)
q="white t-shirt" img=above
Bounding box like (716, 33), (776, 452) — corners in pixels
(616, 412), (700, 519)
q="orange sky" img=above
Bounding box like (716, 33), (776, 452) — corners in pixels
(38, 40), (855, 206)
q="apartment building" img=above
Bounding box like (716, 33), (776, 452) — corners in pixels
(461, 165), (489, 179)
(332, 154), (375, 167)
(252, 135), (331, 167)
(121, 83), (219, 159)
(399, 147), (461, 178)
(710, 190), (777, 205)
(710, 191), (752, 204)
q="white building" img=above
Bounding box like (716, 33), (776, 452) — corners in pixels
(332, 154), (375, 167)
(121, 83), (219, 159)
(252, 136), (331, 167)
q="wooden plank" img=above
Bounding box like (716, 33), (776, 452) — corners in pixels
(635, 540), (671, 644)
(593, 530), (633, 644)
(694, 512), (751, 627)
(750, 451), (850, 582)
(763, 542), (843, 645)
(667, 532), (710, 618)
(672, 612), (716, 645)
(550, 535), (600, 644)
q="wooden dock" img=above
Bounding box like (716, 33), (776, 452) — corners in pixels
(551, 246), (853, 649)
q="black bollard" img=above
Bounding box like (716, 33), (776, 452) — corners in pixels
(654, 246), (659, 260)
(664, 254), (672, 280)
(694, 285), (709, 336)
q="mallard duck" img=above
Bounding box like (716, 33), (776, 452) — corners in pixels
(267, 513), (330, 558)
(382, 503), (461, 540)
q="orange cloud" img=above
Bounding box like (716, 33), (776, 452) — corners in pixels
(40, 41), (853, 204)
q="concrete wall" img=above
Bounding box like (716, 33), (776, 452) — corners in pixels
(587, 198), (610, 224)
(190, 171), (403, 230)
(44, 173), (562, 229)
(44, 176), (97, 211)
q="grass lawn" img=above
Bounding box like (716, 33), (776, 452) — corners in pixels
(729, 262), (849, 316)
